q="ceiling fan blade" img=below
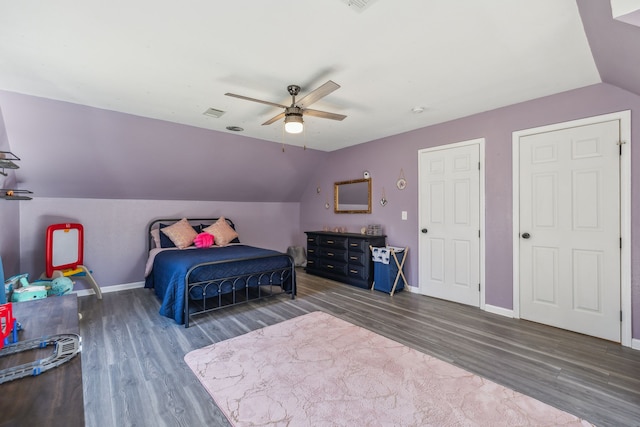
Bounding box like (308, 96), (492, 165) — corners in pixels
(262, 111), (286, 126)
(225, 93), (288, 109)
(304, 108), (347, 121)
(296, 80), (340, 108)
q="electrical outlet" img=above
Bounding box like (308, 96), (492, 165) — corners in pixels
(402, 211), (408, 220)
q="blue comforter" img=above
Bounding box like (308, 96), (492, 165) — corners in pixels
(145, 245), (293, 324)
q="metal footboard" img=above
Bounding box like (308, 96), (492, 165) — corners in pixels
(183, 254), (296, 328)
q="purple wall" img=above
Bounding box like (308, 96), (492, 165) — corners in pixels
(19, 198), (302, 289)
(579, 0), (640, 97)
(0, 91), (323, 289)
(0, 90), (328, 203)
(4, 82), (640, 341)
(300, 82), (640, 339)
(0, 105), (20, 278)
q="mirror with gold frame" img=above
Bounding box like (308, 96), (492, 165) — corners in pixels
(334, 178), (371, 214)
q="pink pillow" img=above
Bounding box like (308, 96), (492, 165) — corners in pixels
(194, 232), (214, 248)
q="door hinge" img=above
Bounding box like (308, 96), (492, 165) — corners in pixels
(478, 162), (480, 170)
(620, 310), (623, 322)
(617, 140), (626, 155)
(478, 230), (480, 238)
(478, 283), (481, 292)
(620, 237), (622, 249)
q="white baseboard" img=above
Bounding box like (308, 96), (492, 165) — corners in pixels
(74, 281), (145, 297)
(484, 304), (514, 318)
(632, 338), (640, 351)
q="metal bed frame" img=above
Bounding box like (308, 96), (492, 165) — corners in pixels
(184, 254), (295, 328)
(148, 218), (296, 328)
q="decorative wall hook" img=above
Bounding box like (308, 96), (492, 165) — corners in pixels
(380, 187), (388, 206)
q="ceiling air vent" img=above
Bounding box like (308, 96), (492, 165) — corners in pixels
(203, 108), (225, 118)
(340, 0), (378, 13)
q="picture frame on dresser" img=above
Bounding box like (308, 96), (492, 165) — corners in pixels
(305, 231), (386, 289)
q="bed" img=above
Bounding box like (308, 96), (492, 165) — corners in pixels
(144, 217), (296, 327)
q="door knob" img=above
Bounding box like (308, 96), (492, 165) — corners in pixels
(521, 232), (531, 239)
(421, 228), (428, 234)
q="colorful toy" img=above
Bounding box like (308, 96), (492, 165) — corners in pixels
(11, 284), (48, 302)
(40, 223), (102, 299)
(4, 273), (29, 302)
(0, 302), (19, 349)
(48, 277), (74, 297)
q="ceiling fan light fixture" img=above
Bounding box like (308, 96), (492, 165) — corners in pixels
(284, 112), (304, 134)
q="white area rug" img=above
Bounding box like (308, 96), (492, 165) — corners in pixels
(185, 311), (591, 426)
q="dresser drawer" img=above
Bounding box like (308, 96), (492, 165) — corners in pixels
(347, 239), (368, 253)
(306, 246), (319, 258)
(320, 260), (348, 275)
(320, 236), (348, 249)
(347, 251), (367, 266)
(320, 248), (348, 263)
(307, 235), (319, 246)
(305, 258), (318, 269)
(347, 264), (367, 281)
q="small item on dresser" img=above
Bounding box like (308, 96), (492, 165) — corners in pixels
(366, 224), (383, 236)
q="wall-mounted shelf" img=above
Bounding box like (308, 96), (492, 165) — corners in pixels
(0, 151), (33, 200)
(0, 189), (33, 200)
(0, 151), (20, 177)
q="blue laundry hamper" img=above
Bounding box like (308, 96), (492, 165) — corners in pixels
(371, 246), (407, 295)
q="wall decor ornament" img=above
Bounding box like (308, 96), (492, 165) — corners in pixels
(380, 187), (388, 206)
(396, 168), (407, 190)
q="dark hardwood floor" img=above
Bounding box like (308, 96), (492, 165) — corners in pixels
(78, 270), (640, 427)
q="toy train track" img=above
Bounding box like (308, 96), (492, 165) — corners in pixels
(0, 334), (81, 384)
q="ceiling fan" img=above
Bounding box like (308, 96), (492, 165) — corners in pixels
(225, 80), (346, 134)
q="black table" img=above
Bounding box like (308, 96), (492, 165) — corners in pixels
(0, 294), (84, 426)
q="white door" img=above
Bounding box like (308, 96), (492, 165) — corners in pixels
(419, 143), (480, 307)
(519, 120), (621, 342)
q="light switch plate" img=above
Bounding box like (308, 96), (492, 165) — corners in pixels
(402, 211), (408, 220)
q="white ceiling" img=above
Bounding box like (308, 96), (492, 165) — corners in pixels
(0, 0), (601, 151)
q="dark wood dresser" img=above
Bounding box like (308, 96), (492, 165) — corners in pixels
(0, 294), (84, 427)
(305, 231), (386, 289)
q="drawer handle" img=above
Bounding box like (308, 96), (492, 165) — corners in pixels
(350, 243), (358, 247)
(349, 269), (358, 274)
(327, 240), (334, 244)
(327, 265), (334, 269)
(327, 252), (334, 257)
(350, 256), (358, 260)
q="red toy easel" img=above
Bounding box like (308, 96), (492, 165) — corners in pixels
(41, 223), (102, 299)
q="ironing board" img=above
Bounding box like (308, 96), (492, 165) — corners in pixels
(370, 246), (408, 296)
(41, 223), (102, 300)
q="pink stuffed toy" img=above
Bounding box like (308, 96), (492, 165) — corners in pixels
(194, 232), (214, 248)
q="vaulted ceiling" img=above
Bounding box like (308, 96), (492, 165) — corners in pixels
(2, 1), (637, 152)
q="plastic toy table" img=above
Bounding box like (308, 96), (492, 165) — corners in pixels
(0, 295), (84, 426)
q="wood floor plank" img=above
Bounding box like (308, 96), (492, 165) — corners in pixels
(79, 270), (640, 427)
